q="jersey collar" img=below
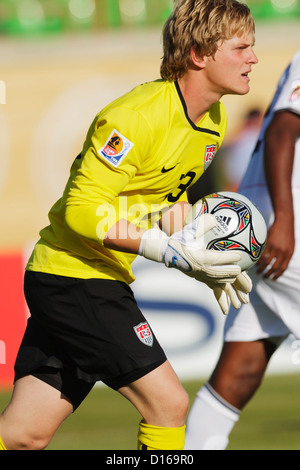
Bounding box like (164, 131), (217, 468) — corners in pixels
(174, 81), (220, 137)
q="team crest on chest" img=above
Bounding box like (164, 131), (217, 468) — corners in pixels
(98, 129), (134, 167)
(204, 144), (217, 170)
(134, 322), (153, 347)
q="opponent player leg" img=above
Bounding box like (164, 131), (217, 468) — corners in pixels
(209, 339), (277, 407)
(0, 375), (73, 450)
(118, 360), (189, 450)
(185, 339), (277, 450)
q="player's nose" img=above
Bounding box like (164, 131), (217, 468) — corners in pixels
(248, 48), (258, 65)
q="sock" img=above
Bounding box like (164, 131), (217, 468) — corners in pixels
(185, 383), (240, 450)
(137, 422), (185, 450)
(0, 436), (6, 450)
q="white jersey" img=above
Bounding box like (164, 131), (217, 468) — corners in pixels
(224, 51), (300, 341)
(239, 50), (300, 229)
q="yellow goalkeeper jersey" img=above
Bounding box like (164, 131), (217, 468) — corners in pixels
(27, 79), (227, 284)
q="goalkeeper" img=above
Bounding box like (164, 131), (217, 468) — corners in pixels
(0, 0), (257, 451)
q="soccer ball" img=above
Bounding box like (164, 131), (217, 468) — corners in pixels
(188, 191), (267, 271)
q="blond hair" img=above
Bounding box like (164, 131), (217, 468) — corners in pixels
(161, 0), (255, 81)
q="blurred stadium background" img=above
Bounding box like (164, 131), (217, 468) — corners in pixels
(0, 0), (300, 449)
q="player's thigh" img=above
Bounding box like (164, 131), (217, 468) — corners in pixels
(0, 375), (73, 449)
(118, 360), (189, 427)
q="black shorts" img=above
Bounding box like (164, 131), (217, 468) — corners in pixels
(15, 271), (166, 410)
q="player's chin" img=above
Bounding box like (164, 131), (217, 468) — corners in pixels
(240, 78), (252, 94)
(230, 84), (251, 96)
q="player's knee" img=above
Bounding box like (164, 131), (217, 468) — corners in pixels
(180, 387), (190, 417)
(214, 363), (265, 409)
(5, 428), (52, 450)
(144, 386), (189, 427)
(168, 387), (189, 423)
(241, 365), (265, 393)
(19, 437), (50, 451)
(235, 354), (267, 389)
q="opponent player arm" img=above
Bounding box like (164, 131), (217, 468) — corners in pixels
(258, 110), (300, 279)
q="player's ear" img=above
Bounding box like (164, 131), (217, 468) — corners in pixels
(190, 47), (207, 70)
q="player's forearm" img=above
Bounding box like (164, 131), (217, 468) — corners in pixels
(159, 200), (191, 235)
(65, 202), (145, 253)
(103, 219), (144, 254)
(103, 201), (191, 254)
(65, 201), (190, 253)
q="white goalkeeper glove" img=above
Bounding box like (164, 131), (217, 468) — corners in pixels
(182, 200), (253, 314)
(207, 271), (252, 315)
(139, 212), (242, 288)
(139, 213), (252, 314)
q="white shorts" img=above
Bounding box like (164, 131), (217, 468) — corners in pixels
(224, 261), (300, 344)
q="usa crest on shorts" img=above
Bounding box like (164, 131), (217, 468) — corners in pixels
(134, 322), (153, 347)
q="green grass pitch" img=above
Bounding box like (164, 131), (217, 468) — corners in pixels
(0, 374), (299, 450)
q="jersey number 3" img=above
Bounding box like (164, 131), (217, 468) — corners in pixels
(166, 171), (196, 203)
